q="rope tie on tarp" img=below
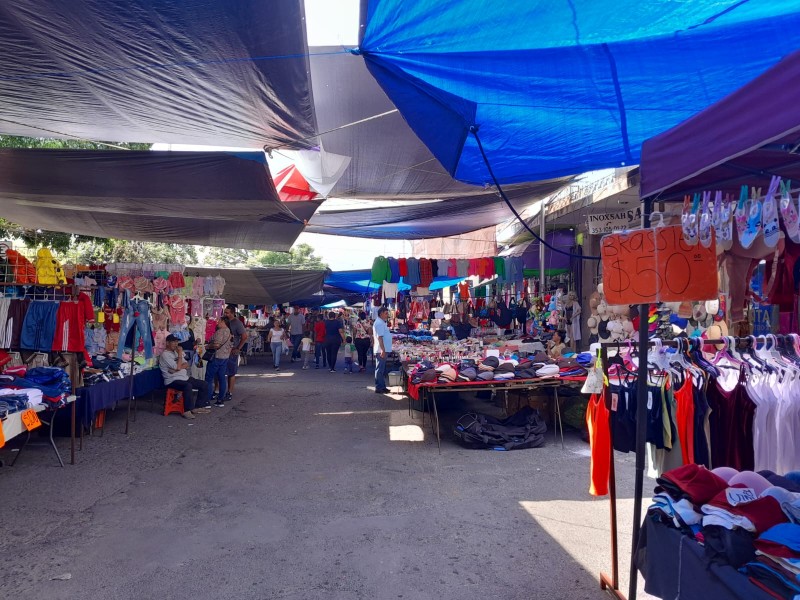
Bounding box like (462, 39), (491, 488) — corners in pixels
(470, 126), (602, 261)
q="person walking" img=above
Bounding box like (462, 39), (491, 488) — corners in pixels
(288, 306), (306, 363)
(373, 306), (392, 393)
(300, 330), (313, 369)
(267, 319), (286, 370)
(204, 316), (232, 407)
(563, 291), (582, 352)
(353, 310), (372, 373)
(323, 311), (346, 372)
(313, 314), (327, 369)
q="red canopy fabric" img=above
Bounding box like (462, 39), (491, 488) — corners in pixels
(273, 164), (318, 203)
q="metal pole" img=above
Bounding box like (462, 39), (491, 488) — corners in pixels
(539, 200), (547, 296)
(629, 197), (653, 600)
(599, 344), (623, 597)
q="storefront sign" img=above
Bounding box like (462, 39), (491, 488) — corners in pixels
(752, 304), (776, 336)
(600, 225), (717, 305)
(587, 208), (642, 234)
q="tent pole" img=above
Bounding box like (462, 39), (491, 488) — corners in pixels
(628, 197), (653, 600)
(539, 200), (547, 296)
(599, 343), (624, 598)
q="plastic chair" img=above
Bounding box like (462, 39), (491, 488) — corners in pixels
(163, 389), (185, 416)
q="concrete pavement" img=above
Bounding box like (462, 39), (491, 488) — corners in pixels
(0, 355), (650, 600)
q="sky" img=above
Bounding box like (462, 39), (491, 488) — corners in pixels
(304, 0), (360, 46)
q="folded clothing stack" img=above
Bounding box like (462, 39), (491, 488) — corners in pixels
(649, 462), (800, 594)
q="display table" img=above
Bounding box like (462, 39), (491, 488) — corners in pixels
(409, 377), (576, 452)
(1, 395), (77, 468)
(76, 369), (164, 429)
(634, 518), (773, 600)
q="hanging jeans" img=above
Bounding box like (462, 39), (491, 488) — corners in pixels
(270, 341), (282, 367)
(19, 301), (59, 352)
(117, 300), (153, 360)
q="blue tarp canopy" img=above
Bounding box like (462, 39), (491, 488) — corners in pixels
(325, 270), (464, 295)
(362, 1), (800, 185)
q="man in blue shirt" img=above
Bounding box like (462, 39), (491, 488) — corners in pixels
(373, 306), (392, 393)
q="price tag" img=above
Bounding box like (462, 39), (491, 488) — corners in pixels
(647, 391), (653, 411)
(21, 409), (41, 431)
(725, 487), (757, 506)
(601, 225), (717, 305)
(610, 392), (619, 412)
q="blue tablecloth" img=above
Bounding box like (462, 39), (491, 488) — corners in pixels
(635, 518), (772, 600)
(76, 369), (164, 428)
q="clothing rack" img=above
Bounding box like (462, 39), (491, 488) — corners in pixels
(598, 335), (766, 600)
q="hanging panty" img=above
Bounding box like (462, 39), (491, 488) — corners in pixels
(780, 178), (800, 243)
(738, 186), (762, 249)
(761, 176), (781, 248)
(712, 191), (733, 251)
(734, 185), (750, 245)
(699, 191), (713, 248)
(681, 194), (699, 245)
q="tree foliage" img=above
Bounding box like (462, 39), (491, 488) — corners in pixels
(66, 239), (199, 265)
(201, 243), (328, 270)
(250, 243), (327, 270)
(0, 135), (151, 151)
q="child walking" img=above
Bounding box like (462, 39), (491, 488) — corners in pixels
(300, 331), (313, 369)
(343, 336), (357, 374)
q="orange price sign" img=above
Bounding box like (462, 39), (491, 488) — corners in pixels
(21, 408), (42, 431)
(601, 225), (717, 305)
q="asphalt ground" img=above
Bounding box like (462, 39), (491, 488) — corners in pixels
(0, 353), (653, 600)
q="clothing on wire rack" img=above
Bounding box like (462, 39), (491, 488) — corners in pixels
(590, 335), (800, 493)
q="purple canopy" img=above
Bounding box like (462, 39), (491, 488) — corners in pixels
(640, 50), (800, 200)
(506, 230), (575, 272)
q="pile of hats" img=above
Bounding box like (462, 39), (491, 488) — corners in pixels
(586, 284), (636, 342)
(436, 364), (457, 383)
(663, 297), (728, 339)
(408, 353), (582, 384)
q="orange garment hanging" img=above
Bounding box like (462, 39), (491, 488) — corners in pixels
(458, 281), (470, 300)
(586, 392), (611, 496)
(673, 372), (695, 465)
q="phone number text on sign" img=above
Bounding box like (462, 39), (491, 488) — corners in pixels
(600, 225), (717, 305)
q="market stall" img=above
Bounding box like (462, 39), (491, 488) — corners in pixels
(588, 50), (800, 600)
(0, 256), (236, 463)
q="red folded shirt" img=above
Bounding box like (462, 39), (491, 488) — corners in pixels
(706, 487), (788, 533)
(657, 464), (729, 505)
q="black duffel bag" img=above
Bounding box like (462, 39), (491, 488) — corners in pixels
(453, 406), (547, 450)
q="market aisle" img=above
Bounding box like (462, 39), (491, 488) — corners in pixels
(0, 357), (650, 600)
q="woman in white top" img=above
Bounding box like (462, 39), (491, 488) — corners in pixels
(563, 291), (582, 352)
(267, 320), (285, 370)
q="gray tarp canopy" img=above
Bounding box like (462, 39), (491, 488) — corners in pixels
(191, 266), (327, 306)
(0, 1), (315, 149)
(0, 149), (320, 251)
